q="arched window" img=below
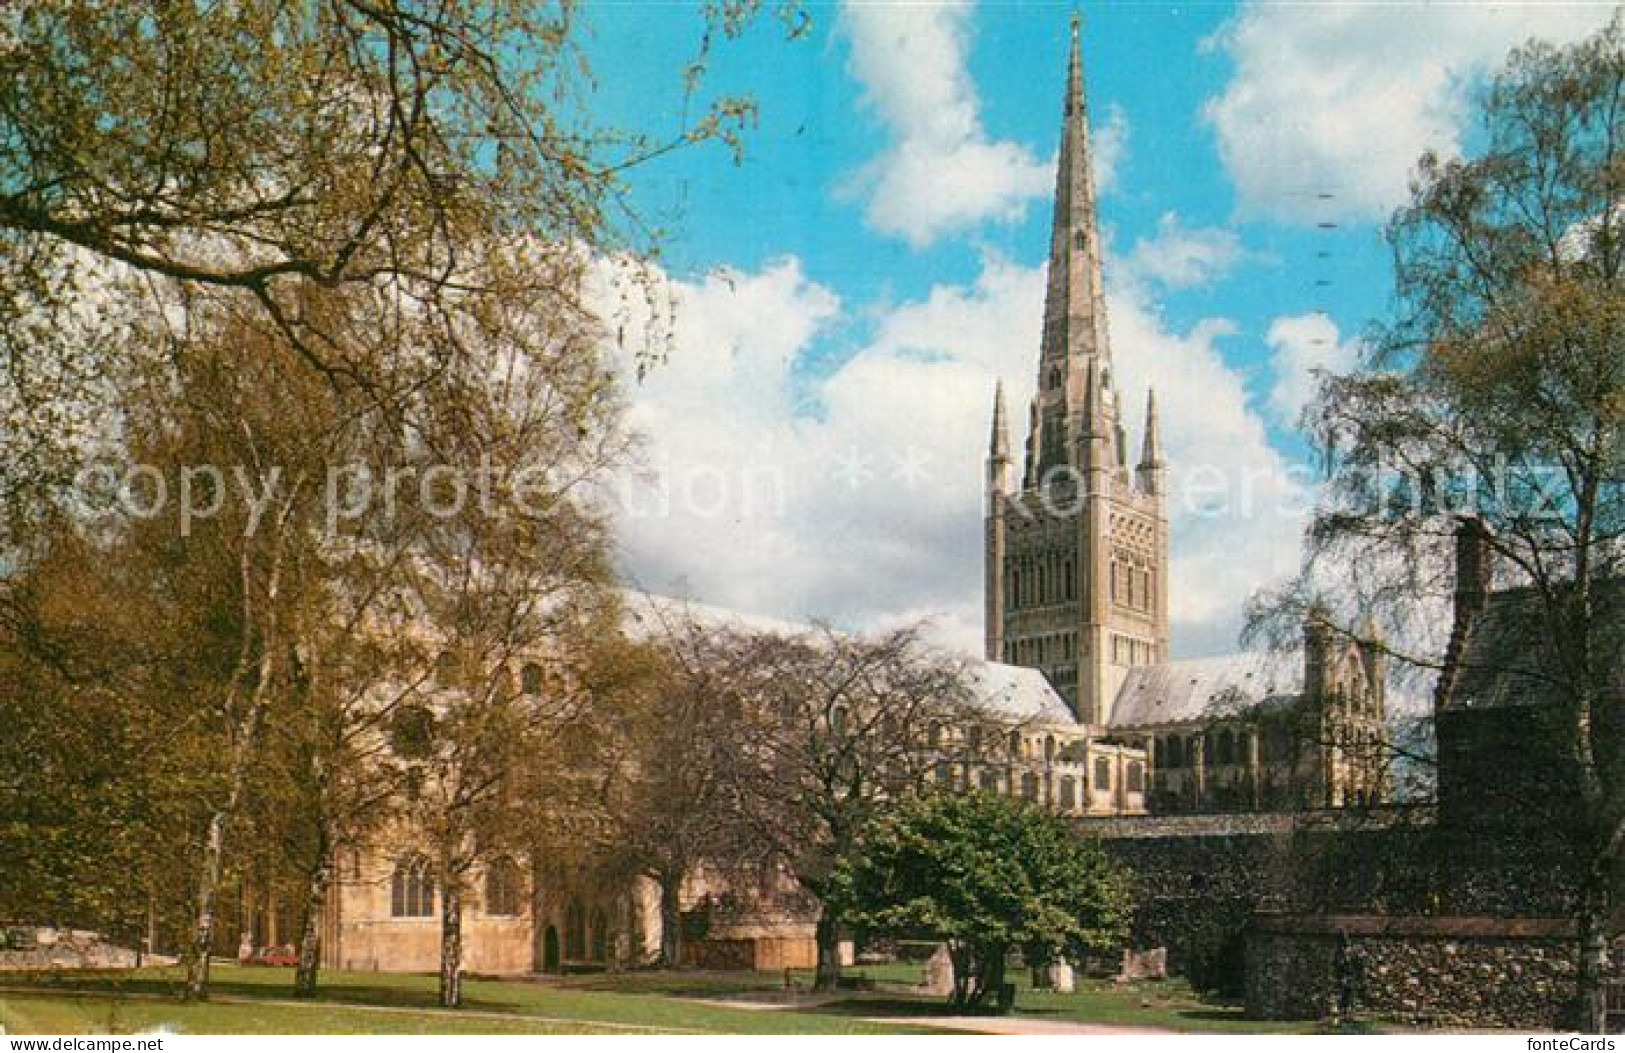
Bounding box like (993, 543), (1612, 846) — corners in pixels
(1094, 756), (1112, 791)
(590, 907), (609, 962)
(391, 854), (435, 918)
(520, 662), (545, 696)
(831, 705), (850, 736)
(484, 856), (523, 917)
(388, 704), (436, 760)
(565, 900), (587, 960)
(434, 650), (460, 688)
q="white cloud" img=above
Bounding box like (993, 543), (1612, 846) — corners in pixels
(1108, 293), (1313, 657)
(602, 242), (1312, 660)
(1265, 312), (1363, 427)
(838, 2), (1053, 247)
(1091, 103), (1130, 196)
(1204, 3), (1615, 223)
(1117, 212), (1245, 293)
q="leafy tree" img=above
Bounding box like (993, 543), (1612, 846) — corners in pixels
(835, 791), (1130, 1012)
(1262, 15), (1625, 1031)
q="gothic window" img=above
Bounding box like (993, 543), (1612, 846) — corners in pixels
(590, 908), (609, 962)
(565, 900), (587, 960)
(484, 856), (523, 917)
(1094, 756), (1112, 791)
(388, 704), (435, 760)
(391, 854), (435, 918)
(520, 662), (545, 696)
(434, 650), (460, 688)
(1126, 762), (1145, 793)
(1044, 735), (1057, 762)
(1060, 776), (1078, 811)
(831, 705), (850, 736)
(1020, 771), (1039, 801)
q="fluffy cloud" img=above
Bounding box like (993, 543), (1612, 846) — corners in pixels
(1091, 103), (1130, 196)
(1204, 3), (1615, 223)
(1108, 298), (1314, 657)
(839, 2), (1121, 247)
(1264, 312), (1363, 427)
(602, 242), (1311, 660)
(1117, 212), (1245, 293)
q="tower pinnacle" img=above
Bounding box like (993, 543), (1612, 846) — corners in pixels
(989, 379), (1010, 460)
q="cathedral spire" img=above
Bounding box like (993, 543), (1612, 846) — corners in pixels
(989, 379), (1010, 460)
(1037, 12), (1111, 389)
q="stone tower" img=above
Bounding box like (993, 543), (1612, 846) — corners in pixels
(985, 16), (1169, 728)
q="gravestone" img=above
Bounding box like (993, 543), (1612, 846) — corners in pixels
(921, 944), (955, 996)
(1049, 959), (1077, 993)
(1118, 946), (1167, 981)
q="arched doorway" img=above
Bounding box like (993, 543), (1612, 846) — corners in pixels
(590, 907), (608, 963)
(564, 900), (586, 961)
(542, 926), (560, 973)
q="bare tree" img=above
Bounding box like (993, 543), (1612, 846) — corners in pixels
(725, 623), (983, 991)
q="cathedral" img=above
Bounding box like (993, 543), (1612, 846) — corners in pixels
(312, 17), (1391, 980)
(982, 16), (1389, 815)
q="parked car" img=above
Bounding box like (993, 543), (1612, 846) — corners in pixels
(247, 944), (299, 967)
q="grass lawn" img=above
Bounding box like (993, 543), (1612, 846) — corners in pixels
(0, 965), (947, 1035)
(759, 961), (1320, 1034)
(0, 961), (1335, 1035)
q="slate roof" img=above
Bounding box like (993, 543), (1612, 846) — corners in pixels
(1109, 651), (1303, 729)
(1444, 582), (1625, 712)
(618, 591), (1080, 726)
(963, 661), (1081, 725)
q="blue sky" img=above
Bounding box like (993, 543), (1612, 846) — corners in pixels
(578, 2), (1615, 658)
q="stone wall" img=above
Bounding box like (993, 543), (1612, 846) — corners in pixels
(0, 929), (139, 970)
(1245, 914), (1576, 1028)
(1076, 807), (1579, 1000)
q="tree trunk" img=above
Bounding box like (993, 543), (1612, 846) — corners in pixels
(985, 943), (1010, 1015)
(185, 806), (232, 1000)
(184, 540), (287, 1002)
(293, 838), (333, 998)
(658, 872), (683, 968)
(813, 910), (842, 992)
(439, 882), (464, 1008)
(1575, 876), (1610, 1033)
(949, 941), (973, 1007)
